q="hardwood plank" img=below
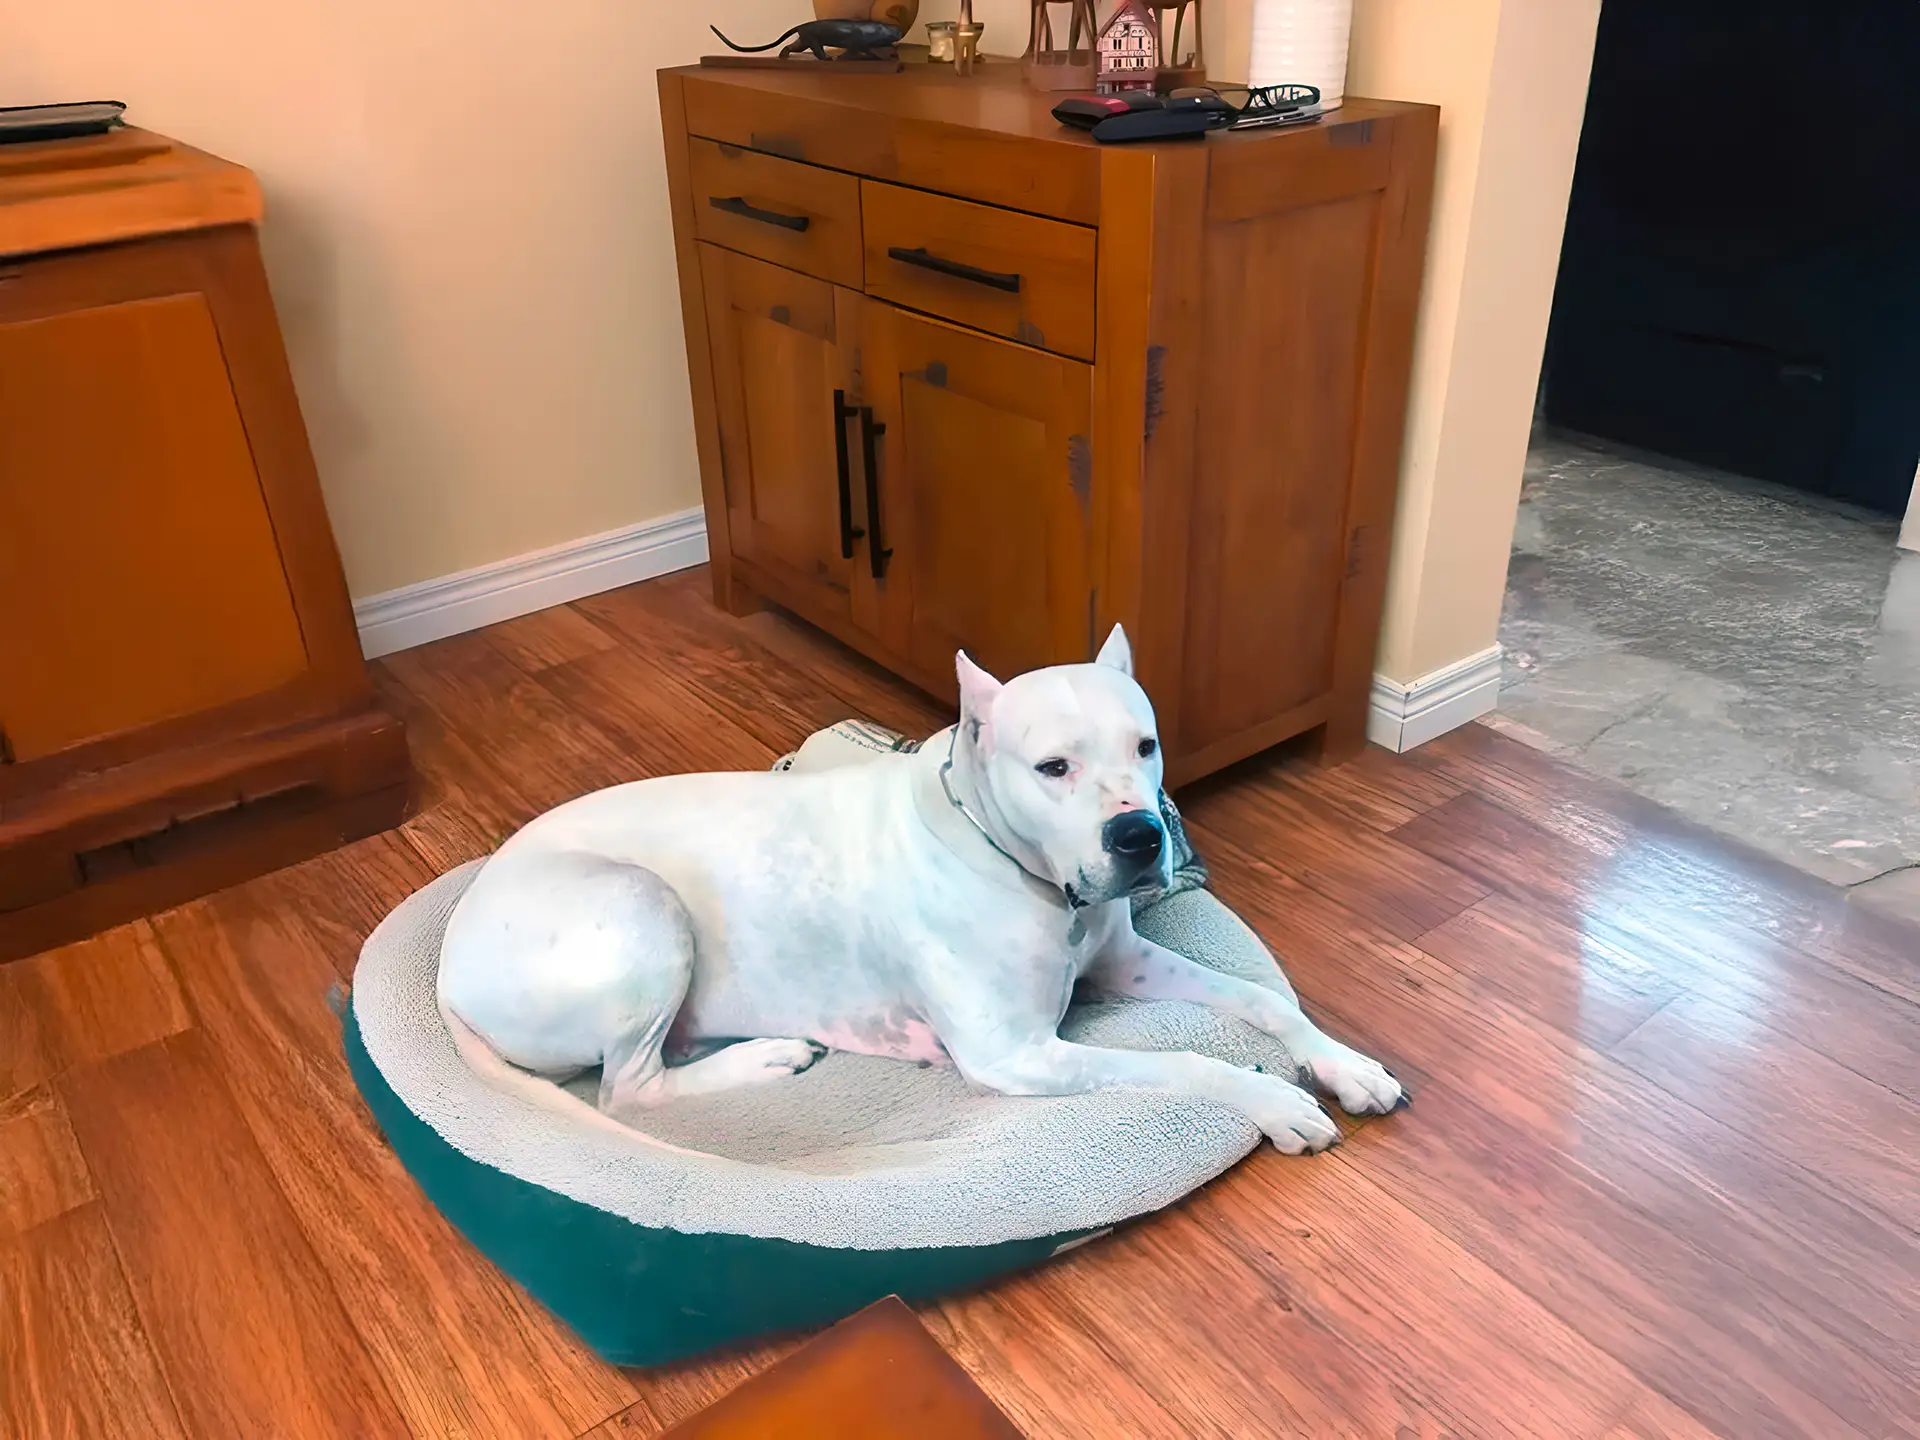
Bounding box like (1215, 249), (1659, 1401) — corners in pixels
(990, 1214), (1389, 1437)
(13, 580), (1914, 1439)
(483, 601), (622, 674)
(0, 964), (55, 1103)
(1275, 740), (1469, 833)
(953, 1146), (1649, 1440)
(0, 1204), (186, 1440)
(1599, 1391), (1728, 1440)
(0, 1085), (94, 1240)
(1193, 1154), (1653, 1438)
(924, 1283), (1184, 1440)
(1198, 834), (1917, 1438)
(576, 579), (874, 755)
(243, 829), (441, 981)
(368, 659), (505, 873)
(1399, 797), (1920, 1096)
(1179, 771), (1488, 941)
(593, 1335), (806, 1436)
(152, 889), (637, 1438)
(1419, 725), (1920, 1003)
(56, 1030), (410, 1436)
(1610, 992), (1920, 1233)
(577, 1396), (671, 1437)
(645, 1296), (1021, 1439)
(538, 644), (781, 776)
(1390, 789), (1608, 922)
(649, 570), (950, 741)
(1415, 895), (1687, 1051)
(9, 921), (188, 1077)
(1458, 888), (1920, 1101)
(380, 628), (645, 838)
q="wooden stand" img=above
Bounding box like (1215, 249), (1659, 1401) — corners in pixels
(659, 63), (1437, 784)
(1022, 0), (1098, 90)
(699, 54), (906, 72)
(0, 128), (408, 962)
(663, 1297), (1020, 1438)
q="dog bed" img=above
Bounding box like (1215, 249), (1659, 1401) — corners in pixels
(345, 725), (1303, 1368)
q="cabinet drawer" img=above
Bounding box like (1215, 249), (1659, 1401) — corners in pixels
(860, 182), (1096, 361)
(689, 138), (862, 288)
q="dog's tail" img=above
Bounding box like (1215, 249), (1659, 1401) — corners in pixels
(710, 23), (802, 53)
(436, 995), (705, 1158)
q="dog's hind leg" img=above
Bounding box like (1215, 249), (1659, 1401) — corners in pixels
(442, 852), (700, 1100)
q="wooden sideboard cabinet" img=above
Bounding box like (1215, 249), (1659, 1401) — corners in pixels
(0, 128), (407, 961)
(660, 63), (1436, 784)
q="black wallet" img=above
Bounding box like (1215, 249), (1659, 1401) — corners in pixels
(1052, 93), (1233, 145)
(0, 101), (127, 145)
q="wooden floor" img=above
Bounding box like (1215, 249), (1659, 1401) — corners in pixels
(4, 567), (1917, 1440)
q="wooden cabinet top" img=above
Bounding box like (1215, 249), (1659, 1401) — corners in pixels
(0, 127), (261, 261)
(665, 59), (1434, 225)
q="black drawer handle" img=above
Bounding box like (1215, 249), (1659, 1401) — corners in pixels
(859, 405), (892, 580)
(832, 389), (863, 560)
(887, 246), (1021, 294)
(709, 195), (810, 232)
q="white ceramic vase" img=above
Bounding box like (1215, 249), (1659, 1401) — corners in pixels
(1248, 0), (1353, 109)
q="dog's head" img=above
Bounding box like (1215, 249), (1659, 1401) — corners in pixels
(955, 625), (1170, 907)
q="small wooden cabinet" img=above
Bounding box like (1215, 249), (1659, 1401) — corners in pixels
(660, 63), (1436, 784)
(0, 129), (407, 960)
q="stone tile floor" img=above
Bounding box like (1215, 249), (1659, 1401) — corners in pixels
(1493, 431), (1920, 924)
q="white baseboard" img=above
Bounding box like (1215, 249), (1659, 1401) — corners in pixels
(353, 508), (708, 659)
(1367, 644), (1504, 753)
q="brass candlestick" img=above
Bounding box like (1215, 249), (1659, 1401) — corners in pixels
(955, 0), (981, 74)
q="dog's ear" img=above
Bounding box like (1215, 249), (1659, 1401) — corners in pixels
(955, 650), (1003, 744)
(1094, 624), (1133, 677)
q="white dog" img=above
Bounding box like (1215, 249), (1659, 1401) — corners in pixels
(438, 627), (1402, 1153)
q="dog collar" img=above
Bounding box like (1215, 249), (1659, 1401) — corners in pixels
(938, 731), (1076, 906)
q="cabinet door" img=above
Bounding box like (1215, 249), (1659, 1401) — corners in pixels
(700, 243), (858, 616)
(0, 289), (309, 763)
(856, 304), (1094, 683)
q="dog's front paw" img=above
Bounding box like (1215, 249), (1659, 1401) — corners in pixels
(1248, 1079), (1341, 1155)
(1302, 1040), (1404, 1115)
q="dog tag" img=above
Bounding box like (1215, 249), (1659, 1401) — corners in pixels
(1066, 915), (1087, 947)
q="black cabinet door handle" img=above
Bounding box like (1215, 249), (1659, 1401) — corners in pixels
(831, 389), (863, 560)
(858, 406), (892, 580)
(886, 246), (1021, 294)
(709, 195), (810, 232)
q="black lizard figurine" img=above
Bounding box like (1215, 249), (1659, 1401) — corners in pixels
(709, 19), (903, 62)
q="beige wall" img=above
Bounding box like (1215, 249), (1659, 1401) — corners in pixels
(1348, 0), (1601, 682)
(0, 0), (794, 599)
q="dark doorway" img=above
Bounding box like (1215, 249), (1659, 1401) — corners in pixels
(1541, 0), (1920, 514)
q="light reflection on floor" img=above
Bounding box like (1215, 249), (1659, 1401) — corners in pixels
(1494, 432), (1920, 924)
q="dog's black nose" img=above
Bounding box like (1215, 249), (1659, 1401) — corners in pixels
(1102, 810), (1164, 862)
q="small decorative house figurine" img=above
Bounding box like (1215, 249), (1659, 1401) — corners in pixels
(1096, 0), (1160, 93)
(1023, 0), (1098, 91)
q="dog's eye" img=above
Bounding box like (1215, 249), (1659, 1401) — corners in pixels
(1137, 738), (1158, 758)
(1034, 758), (1071, 779)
